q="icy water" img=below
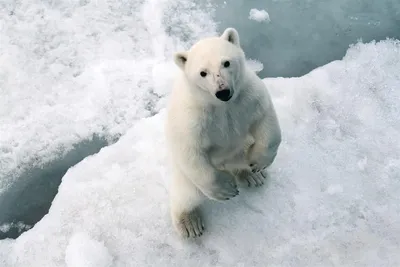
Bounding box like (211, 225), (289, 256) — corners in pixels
(215, 0), (400, 77)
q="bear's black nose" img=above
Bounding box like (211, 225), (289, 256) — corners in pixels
(215, 89), (232, 102)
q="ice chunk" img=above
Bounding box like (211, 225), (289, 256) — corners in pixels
(0, 38), (399, 267)
(0, 222), (31, 236)
(248, 8), (270, 22)
(65, 232), (113, 267)
(246, 59), (264, 73)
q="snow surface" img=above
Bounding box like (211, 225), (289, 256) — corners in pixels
(65, 232), (113, 267)
(1, 38), (400, 266)
(248, 8), (270, 22)
(246, 59), (264, 73)
(0, 0), (217, 195)
(0, 0), (270, 237)
(0, 0), (263, 201)
(0, 222), (31, 236)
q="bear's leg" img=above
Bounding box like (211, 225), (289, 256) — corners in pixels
(169, 169), (205, 238)
(247, 114), (281, 172)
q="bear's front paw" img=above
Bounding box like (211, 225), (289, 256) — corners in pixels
(203, 172), (239, 201)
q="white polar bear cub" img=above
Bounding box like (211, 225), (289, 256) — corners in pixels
(165, 28), (281, 238)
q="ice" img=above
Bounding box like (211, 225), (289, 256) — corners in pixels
(65, 232), (113, 267)
(0, 0), (217, 236)
(1, 38), (399, 266)
(0, 222), (31, 236)
(214, 0), (400, 78)
(248, 8), (270, 22)
(246, 59), (264, 73)
(0, 0), (216, 188)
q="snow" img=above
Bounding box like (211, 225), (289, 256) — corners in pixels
(65, 232), (113, 267)
(0, 0), (217, 204)
(0, 222), (31, 236)
(1, 38), (400, 266)
(246, 59), (264, 73)
(248, 8), (270, 22)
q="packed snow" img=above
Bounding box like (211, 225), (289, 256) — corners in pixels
(1, 38), (400, 266)
(0, 0), (269, 235)
(65, 232), (113, 267)
(246, 59), (264, 73)
(248, 8), (270, 22)
(0, 0), (218, 230)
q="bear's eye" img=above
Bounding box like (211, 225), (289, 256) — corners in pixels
(223, 61), (230, 68)
(200, 71), (207, 77)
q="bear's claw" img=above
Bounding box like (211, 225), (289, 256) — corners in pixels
(237, 169), (266, 187)
(250, 163), (263, 174)
(202, 171), (239, 201)
(176, 208), (204, 238)
(247, 171), (266, 187)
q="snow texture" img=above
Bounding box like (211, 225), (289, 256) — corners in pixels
(0, 222), (31, 235)
(0, 0), (274, 238)
(248, 8), (270, 22)
(1, 38), (400, 266)
(246, 59), (264, 73)
(0, 0), (217, 194)
(65, 232), (113, 267)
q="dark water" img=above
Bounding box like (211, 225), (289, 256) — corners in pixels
(0, 136), (109, 239)
(213, 0), (400, 78)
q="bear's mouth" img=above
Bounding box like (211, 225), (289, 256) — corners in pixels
(215, 89), (233, 102)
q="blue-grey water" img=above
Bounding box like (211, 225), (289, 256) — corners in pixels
(214, 0), (400, 78)
(0, 136), (108, 239)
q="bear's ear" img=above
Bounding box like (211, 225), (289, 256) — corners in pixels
(220, 28), (240, 47)
(174, 51), (188, 70)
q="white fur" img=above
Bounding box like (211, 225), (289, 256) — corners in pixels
(165, 28), (281, 238)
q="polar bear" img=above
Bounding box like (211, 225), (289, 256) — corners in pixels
(165, 28), (281, 238)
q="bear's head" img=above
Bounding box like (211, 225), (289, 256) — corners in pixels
(174, 28), (246, 104)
